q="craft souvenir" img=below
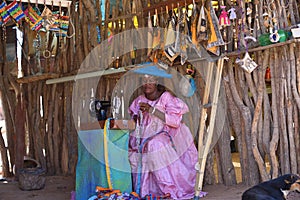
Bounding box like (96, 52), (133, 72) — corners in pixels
(219, 6), (230, 26)
(197, 5), (207, 41)
(41, 6), (56, 30)
(164, 13), (179, 62)
(55, 15), (69, 37)
(235, 52), (258, 73)
(24, 5), (44, 31)
(228, 7), (237, 20)
(6, 0), (25, 23)
(206, 3), (225, 55)
(152, 9), (161, 50)
(180, 10), (189, 65)
(0, 2), (10, 24)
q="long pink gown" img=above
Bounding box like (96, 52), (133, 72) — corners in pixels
(129, 91), (198, 199)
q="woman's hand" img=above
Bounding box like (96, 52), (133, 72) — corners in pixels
(139, 102), (151, 113)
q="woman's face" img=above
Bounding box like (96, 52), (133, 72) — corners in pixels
(142, 75), (158, 94)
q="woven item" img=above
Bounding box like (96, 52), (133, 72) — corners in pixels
(55, 15), (69, 37)
(6, 0), (25, 22)
(24, 5), (43, 31)
(41, 6), (56, 30)
(18, 167), (46, 191)
(0, 2), (10, 24)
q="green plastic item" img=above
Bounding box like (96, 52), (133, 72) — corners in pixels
(278, 29), (288, 42)
(258, 33), (272, 46)
(259, 30), (288, 46)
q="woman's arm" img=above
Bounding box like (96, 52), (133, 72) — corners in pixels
(138, 102), (166, 122)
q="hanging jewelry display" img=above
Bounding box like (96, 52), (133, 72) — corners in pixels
(235, 3), (258, 74)
(32, 33), (43, 74)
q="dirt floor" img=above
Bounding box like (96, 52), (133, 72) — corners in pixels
(0, 121), (249, 199)
(0, 175), (249, 200)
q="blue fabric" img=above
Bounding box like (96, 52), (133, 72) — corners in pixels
(76, 129), (132, 200)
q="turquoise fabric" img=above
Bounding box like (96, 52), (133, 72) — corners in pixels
(76, 129), (132, 200)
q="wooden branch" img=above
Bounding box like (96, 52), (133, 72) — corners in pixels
(16, 73), (59, 84)
(251, 49), (270, 182)
(278, 46), (290, 174)
(82, 0), (98, 48)
(286, 44), (297, 173)
(269, 48), (279, 178)
(0, 128), (10, 177)
(225, 39), (300, 58)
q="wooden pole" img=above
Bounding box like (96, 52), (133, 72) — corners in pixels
(195, 58), (224, 197)
(194, 61), (213, 197)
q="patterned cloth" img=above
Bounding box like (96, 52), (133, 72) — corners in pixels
(6, 0), (25, 22)
(76, 129), (132, 200)
(0, 2), (10, 24)
(24, 5), (43, 31)
(129, 91), (198, 199)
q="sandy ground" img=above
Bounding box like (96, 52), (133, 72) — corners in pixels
(0, 119), (249, 200)
(0, 175), (249, 200)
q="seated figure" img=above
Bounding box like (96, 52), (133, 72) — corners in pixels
(128, 74), (198, 199)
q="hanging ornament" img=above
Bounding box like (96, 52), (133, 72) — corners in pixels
(164, 12), (179, 62)
(41, 6), (56, 30)
(0, 2), (10, 24)
(180, 9), (189, 65)
(47, 12), (60, 32)
(228, 7), (237, 20)
(6, 0), (25, 23)
(219, 6), (230, 27)
(24, 5), (44, 31)
(191, 3), (198, 45)
(55, 15), (69, 37)
(262, 12), (270, 28)
(235, 52), (258, 73)
(197, 5), (207, 41)
(147, 12), (153, 56)
(152, 9), (161, 50)
(206, 2), (225, 55)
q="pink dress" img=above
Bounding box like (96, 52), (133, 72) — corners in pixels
(128, 91), (198, 199)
